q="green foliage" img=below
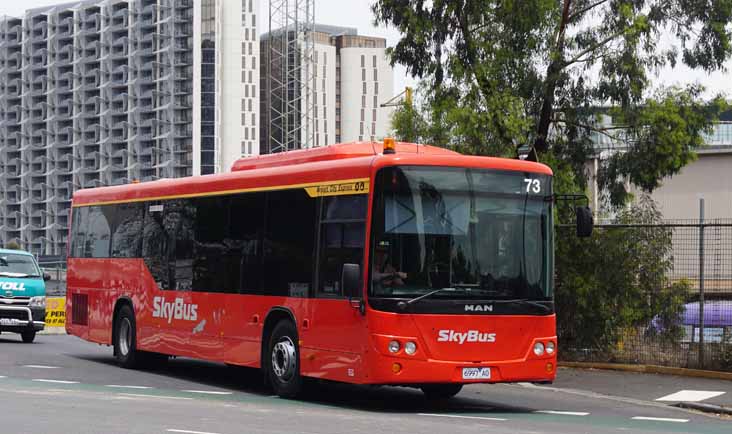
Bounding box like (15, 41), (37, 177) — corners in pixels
(555, 196), (686, 352)
(376, 0), (732, 207)
(4, 241), (21, 251)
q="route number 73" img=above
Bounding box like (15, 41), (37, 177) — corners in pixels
(524, 178), (541, 193)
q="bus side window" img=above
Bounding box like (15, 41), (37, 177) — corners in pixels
(109, 203), (143, 258)
(230, 192), (266, 295)
(317, 195), (367, 297)
(86, 206), (112, 258)
(143, 202), (170, 290)
(263, 189), (317, 297)
(70, 207), (90, 258)
(165, 200), (196, 292)
(193, 196), (237, 294)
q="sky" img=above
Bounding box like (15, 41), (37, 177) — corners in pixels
(6, 0), (729, 100)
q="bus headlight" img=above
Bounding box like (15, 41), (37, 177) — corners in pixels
(388, 340), (401, 353)
(29, 296), (46, 308)
(546, 341), (555, 355)
(404, 341), (417, 355)
(533, 342), (545, 356)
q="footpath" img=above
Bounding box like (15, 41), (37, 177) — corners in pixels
(554, 365), (732, 415)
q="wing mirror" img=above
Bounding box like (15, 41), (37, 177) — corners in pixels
(576, 206), (594, 238)
(342, 263), (365, 315)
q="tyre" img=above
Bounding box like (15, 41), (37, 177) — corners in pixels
(21, 330), (36, 343)
(266, 320), (303, 398)
(114, 304), (141, 368)
(421, 384), (463, 400)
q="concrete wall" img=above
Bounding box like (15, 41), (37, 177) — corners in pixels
(645, 151), (732, 220)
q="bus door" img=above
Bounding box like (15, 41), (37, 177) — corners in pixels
(141, 200), (198, 355)
(303, 195), (368, 380)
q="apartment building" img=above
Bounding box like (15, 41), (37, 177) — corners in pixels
(260, 24), (393, 153)
(0, 0), (258, 255)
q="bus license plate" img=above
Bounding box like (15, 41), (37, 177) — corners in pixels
(462, 367), (491, 380)
(0, 318), (22, 326)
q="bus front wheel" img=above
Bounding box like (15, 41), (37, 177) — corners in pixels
(114, 304), (141, 369)
(266, 320), (303, 398)
(421, 384), (463, 400)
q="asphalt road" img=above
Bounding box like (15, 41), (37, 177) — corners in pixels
(0, 333), (729, 434)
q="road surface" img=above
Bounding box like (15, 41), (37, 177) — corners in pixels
(0, 334), (729, 434)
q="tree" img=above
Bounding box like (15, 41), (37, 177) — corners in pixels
(554, 196), (688, 354)
(375, 0), (731, 206)
(4, 241), (21, 251)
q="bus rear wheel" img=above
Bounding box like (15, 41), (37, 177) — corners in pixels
(114, 304), (141, 369)
(266, 320), (303, 398)
(21, 330), (36, 343)
(421, 384), (463, 400)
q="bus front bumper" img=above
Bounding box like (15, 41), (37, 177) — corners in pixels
(366, 355), (557, 385)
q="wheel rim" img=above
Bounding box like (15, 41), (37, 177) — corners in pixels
(119, 318), (132, 356)
(271, 336), (297, 382)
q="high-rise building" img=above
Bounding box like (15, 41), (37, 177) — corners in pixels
(0, 0), (258, 255)
(260, 24), (393, 153)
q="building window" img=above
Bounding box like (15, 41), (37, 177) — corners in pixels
(361, 55), (364, 68)
(373, 55), (377, 68)
(362, 82), (366, 94)
(374, 82), (378, 94)
(373, 69), (378, 81)
(362, 69), (365, 81)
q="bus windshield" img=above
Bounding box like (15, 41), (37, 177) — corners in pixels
(369, 166), (553, 302)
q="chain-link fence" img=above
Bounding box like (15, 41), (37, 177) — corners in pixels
(557, 218), (732, 372)
(38, 260), (66, 297)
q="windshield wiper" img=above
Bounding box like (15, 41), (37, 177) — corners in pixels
(397, 288), (462, 311)
(492, 299), (551, 313)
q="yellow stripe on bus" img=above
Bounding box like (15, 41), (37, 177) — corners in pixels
(72, 178), (370, 207)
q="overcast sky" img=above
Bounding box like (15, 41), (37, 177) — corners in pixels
(6, 0), (729, 100)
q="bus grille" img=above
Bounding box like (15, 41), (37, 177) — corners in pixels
(72, 293), (88, 325)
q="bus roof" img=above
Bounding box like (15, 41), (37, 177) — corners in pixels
(72, 142), (552, 207)
(230, 141), (460, 171)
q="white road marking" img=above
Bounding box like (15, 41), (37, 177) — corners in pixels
(118, 393), (193, 401)
(418, 413), (507, 422)
(0, 376), (6, 378)
(182, 390), (233, 395)
(105, 385), (153, 390)
(167, 430), (222, 434)
(655, 390), (726, 402)
(632, 416), (689, 423)
(534, 410), (589, 416)
(23, 365), (60, 369)
(32, 379), (79, 384)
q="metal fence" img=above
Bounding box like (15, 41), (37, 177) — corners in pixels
(38, 261), (67, 297)
(557, 215), (732, 372)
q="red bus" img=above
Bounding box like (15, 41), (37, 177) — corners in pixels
(66, 141), (563, 399)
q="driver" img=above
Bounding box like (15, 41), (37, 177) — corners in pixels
(372, 244), (407, 287)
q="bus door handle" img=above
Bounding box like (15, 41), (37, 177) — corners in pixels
(302, 319), (310, 330)
(251, 314), (260, 324)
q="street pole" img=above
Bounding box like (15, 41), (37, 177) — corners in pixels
(698, 198), (705, 369)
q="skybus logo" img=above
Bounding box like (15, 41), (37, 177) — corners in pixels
(437, 330), (497, 344)
(152, 297), (198, 324)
